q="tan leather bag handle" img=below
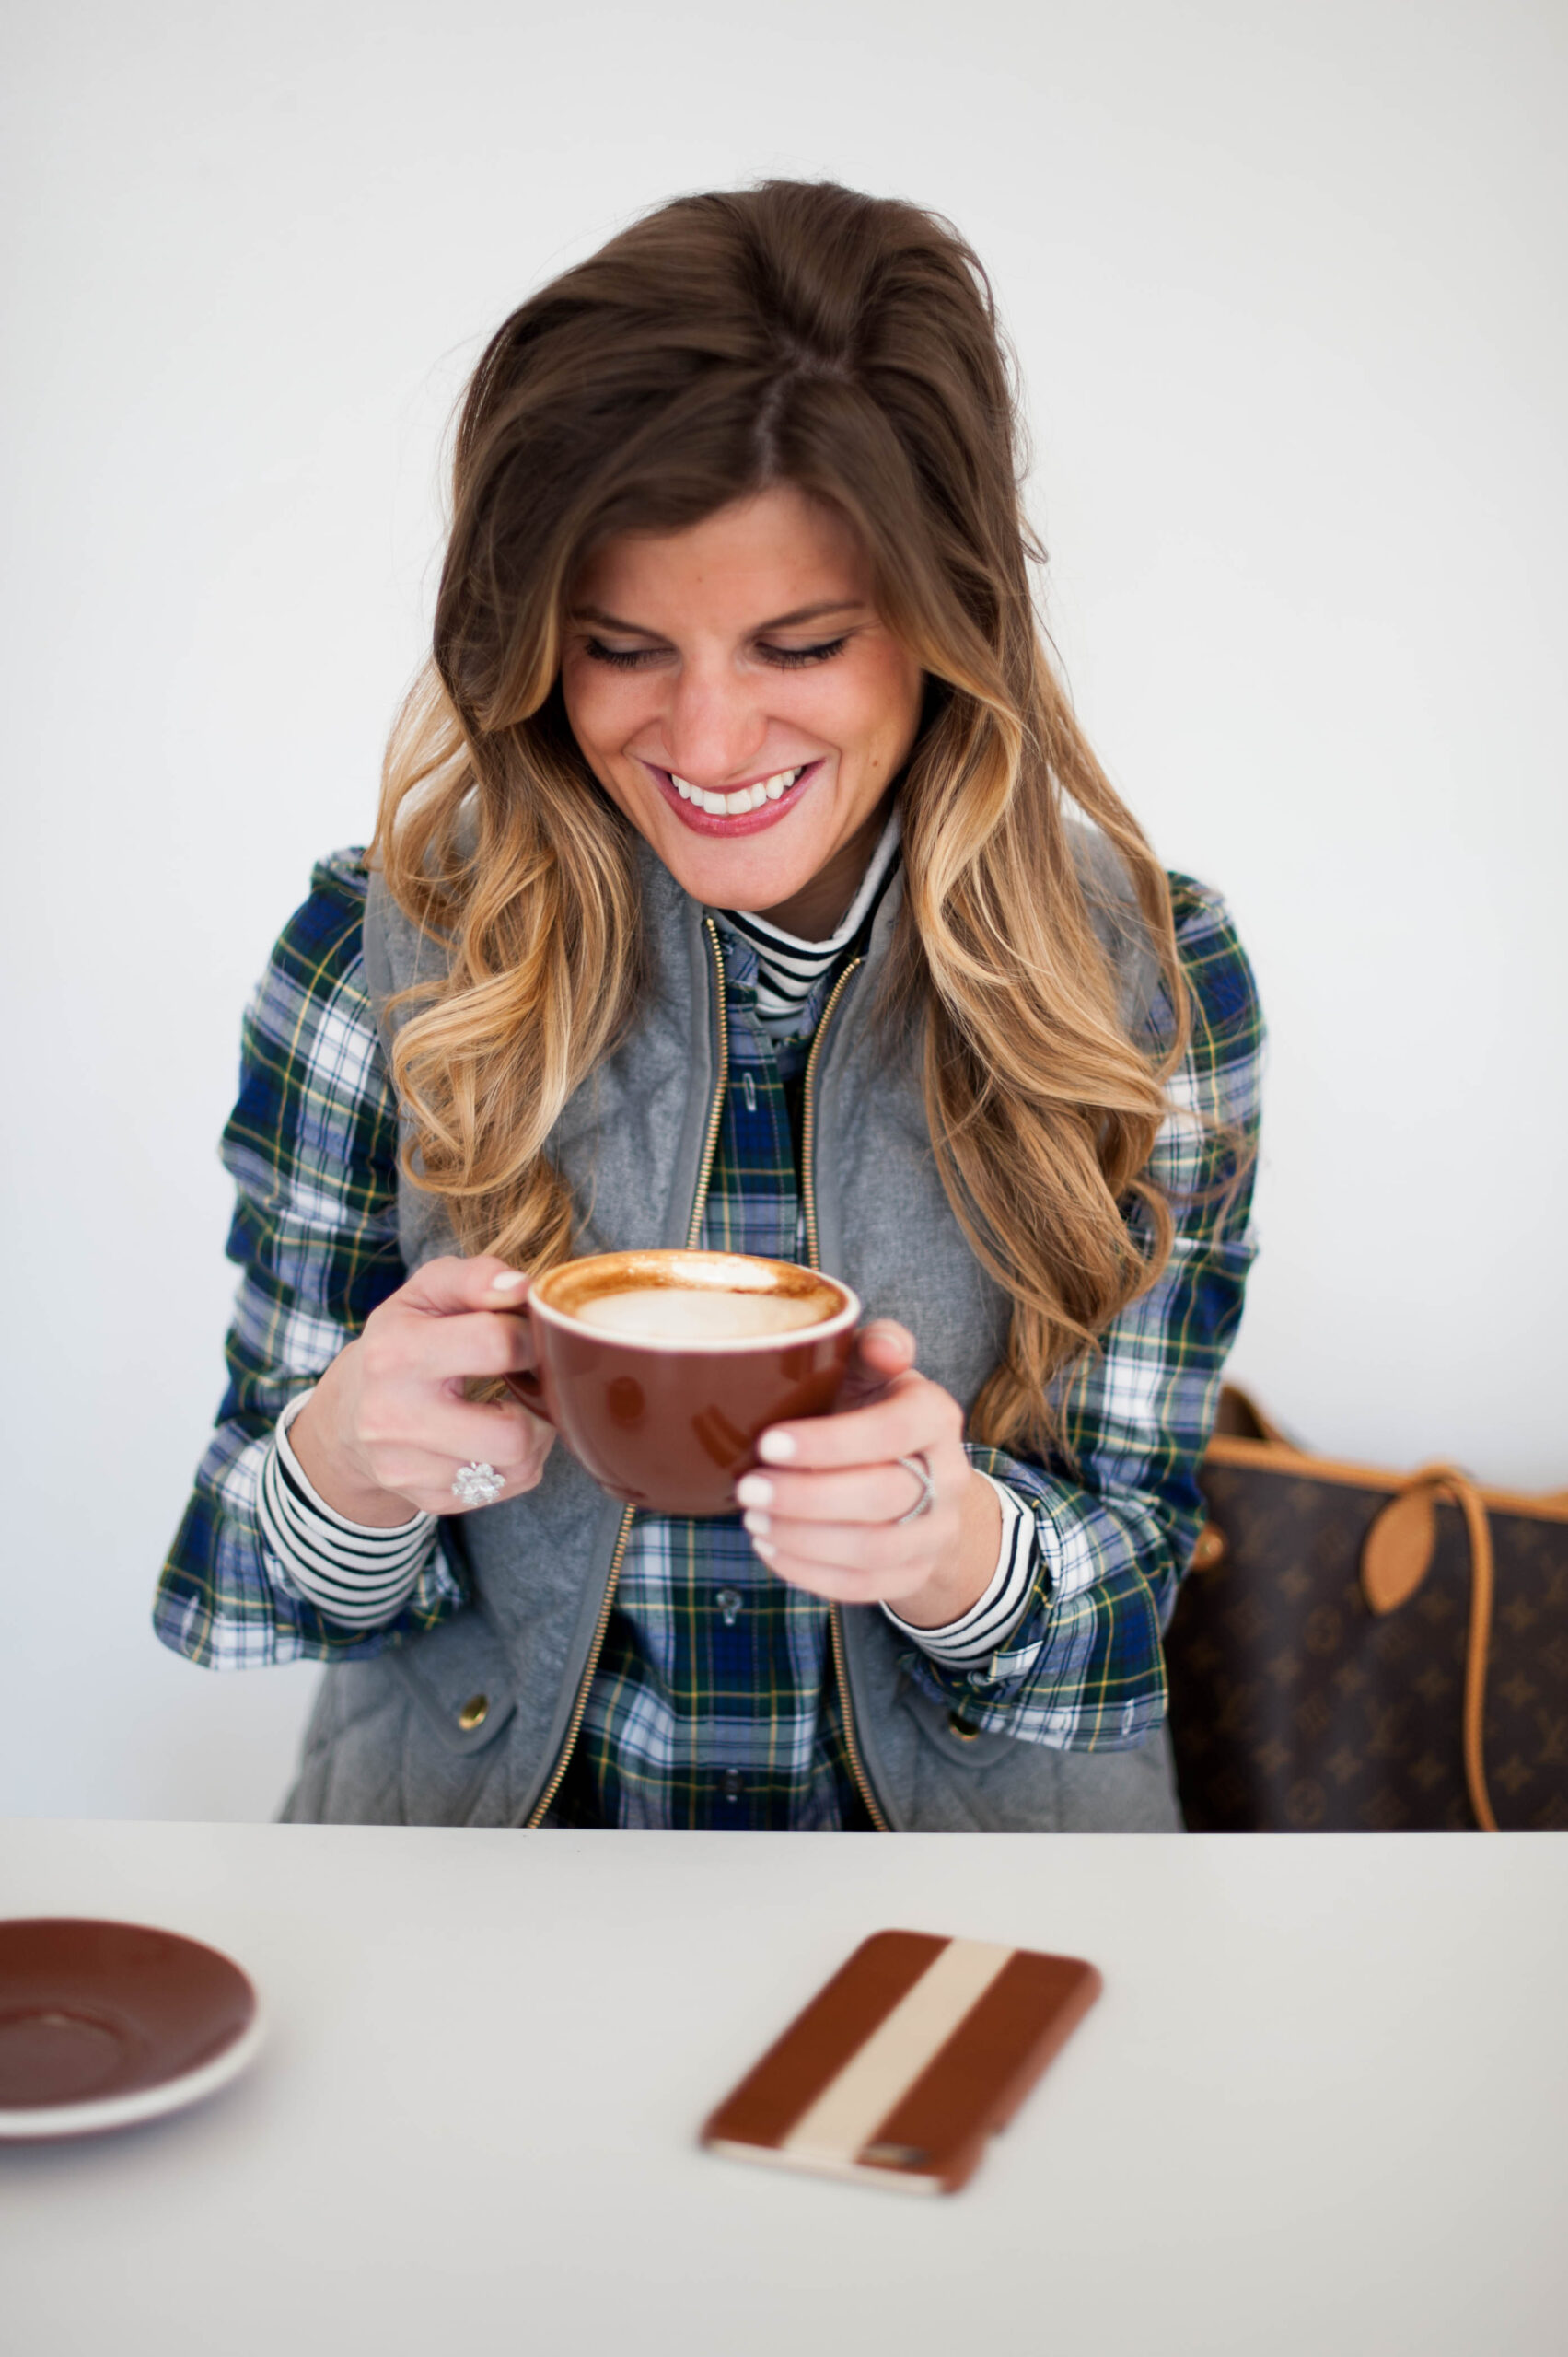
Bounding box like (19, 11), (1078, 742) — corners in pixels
(1211, 1384), (1292, 1447)
(1362, 1466), (1497, 1833)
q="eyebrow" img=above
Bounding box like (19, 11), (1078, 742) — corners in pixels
(568, 598), (869, 636)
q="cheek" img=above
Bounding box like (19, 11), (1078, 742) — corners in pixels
(560, 662), (654, 761)
(828, 653), (923, 767)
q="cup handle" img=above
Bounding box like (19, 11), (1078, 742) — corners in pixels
(505, 1369), (556, 1430)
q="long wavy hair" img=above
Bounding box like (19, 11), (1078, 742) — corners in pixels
(374, 180), (1191, 1454)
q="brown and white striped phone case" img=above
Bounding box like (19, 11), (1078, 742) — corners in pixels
(701, 1929), (1101, 2195)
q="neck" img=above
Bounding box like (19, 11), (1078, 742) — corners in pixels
(751, 796), (891, 941)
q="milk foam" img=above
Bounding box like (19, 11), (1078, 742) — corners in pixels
(573, 1286), (830, 1341)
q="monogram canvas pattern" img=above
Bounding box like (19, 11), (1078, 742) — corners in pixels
(1167, 1462), (1568, 1832)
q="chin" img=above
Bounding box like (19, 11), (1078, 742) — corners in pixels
(631, 779), (836, 911)
(659, 828), (823, 911)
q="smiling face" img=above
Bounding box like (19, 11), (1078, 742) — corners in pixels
(559, 484), (923, 930)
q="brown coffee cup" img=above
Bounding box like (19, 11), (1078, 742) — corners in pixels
(506, 1248), (860, 1516)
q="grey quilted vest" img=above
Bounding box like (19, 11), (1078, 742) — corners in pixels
(281, 832), (1180, 1832)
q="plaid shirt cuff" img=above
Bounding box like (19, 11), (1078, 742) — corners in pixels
(885, 1443), (1191, 1752)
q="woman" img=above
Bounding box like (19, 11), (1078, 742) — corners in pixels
(158, 180), (1262, 1832)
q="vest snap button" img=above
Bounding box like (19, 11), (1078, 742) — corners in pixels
(457, 1693), (490, 1732)
(947, 1710), (982, 1743)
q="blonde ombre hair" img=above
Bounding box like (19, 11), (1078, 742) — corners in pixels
(374, 181), (1190, 1454)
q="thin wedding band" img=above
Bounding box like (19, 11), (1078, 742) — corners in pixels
(892, 1451), (936, 1525)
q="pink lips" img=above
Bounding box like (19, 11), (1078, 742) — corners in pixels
(646, 760), (822, 838)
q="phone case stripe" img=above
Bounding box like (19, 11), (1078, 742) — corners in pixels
(702, 1930), (1102, 2195)
(778, 1937), (1015, 2165)
(703, 1930), (941, 2151)
(864, 1949), (1103, 2177)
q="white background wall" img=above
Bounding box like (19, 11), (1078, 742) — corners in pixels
(4, 0), (1563, 1821)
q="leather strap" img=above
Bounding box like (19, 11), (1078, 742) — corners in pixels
(1362, 1465), (1498, 1833)
(1212, 1384), (1292, 1446)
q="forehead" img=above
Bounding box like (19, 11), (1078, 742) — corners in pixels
(571, 484), (872, 627)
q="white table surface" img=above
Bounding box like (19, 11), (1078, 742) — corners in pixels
(1, 1821), (1563, 2357)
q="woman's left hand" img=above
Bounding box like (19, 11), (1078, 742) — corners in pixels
(735, 1320), (1002, 1628)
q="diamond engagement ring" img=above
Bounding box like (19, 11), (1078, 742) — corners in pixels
(892, 1452), (936, 1524)
(452, 1461), (505, 1508)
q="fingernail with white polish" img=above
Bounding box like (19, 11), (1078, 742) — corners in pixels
(758, 1432), (796, 1463)
(735, 1475), (773, 1508)
(751, 1535), (777, 1560)
(490, 1271), (527, 1292)
(742, 1510), (771, 1537)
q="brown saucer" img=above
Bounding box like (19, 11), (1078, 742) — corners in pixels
(0, 1917), (262, 2140)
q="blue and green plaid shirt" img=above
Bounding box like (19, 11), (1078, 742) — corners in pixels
(156, 850), (1264, 1827)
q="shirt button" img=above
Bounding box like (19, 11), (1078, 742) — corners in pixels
(719, 1768), (746, 1800)
(714, 1586), (744, 1626)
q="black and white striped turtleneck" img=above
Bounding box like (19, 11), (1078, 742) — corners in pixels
(716, 809), (903, 1039)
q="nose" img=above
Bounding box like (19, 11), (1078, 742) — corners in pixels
(660, 657), (768, 790)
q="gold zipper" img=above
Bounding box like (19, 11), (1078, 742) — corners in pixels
(524, 920), (732, 1829)
(523, 1501), (635, 1829)
(799, 957), (890, 1832)
(799, 956), (862, 1271)
(686, 921), (730, 1247)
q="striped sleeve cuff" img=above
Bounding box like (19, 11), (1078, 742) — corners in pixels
(880, 1474), (1037, 1667)
(257, 1391), (439, 1630)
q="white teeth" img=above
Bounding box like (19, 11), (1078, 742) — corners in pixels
(670, 763), (807, 814)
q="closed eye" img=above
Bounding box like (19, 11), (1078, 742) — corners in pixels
(579, 633), (854, 672)
(759, 636), (851, 668)
(581, 637), (665, 670)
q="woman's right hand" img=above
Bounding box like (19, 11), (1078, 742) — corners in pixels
(287, 1256), (553, 1525)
